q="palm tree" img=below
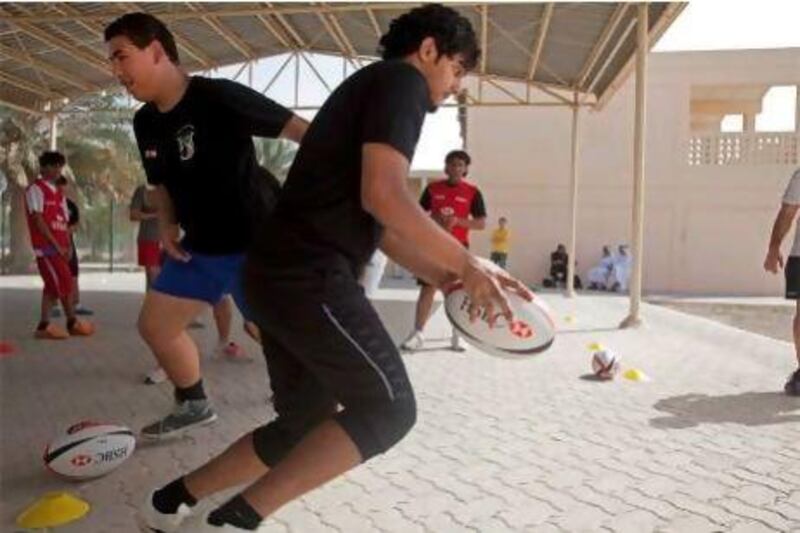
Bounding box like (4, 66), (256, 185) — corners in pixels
(0, 94), (143, 273)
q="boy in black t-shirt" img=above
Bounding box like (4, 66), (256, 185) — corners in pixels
(105, 13), (308, 442)
(137, 5), (530, 532)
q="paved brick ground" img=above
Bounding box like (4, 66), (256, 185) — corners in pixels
(2, 273), (799, 532)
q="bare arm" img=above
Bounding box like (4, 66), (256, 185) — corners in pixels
(379, 229), (455, 287)
(129, 208), (157, 222)
(764, 203), (799, 273)
(153, 185), (190, 261)
(32, 213), (64, 252)
(362, 143), (470, 279)
(279, 115), (309, 144)
(454, 216), (486, 230)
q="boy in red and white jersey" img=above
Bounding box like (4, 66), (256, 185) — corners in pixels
(25, 151), (94, 339)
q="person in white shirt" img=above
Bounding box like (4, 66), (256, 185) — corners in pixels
(764, 167), (800, 396)
(587, 245), (614, 290)
(610, 244), (631, 292)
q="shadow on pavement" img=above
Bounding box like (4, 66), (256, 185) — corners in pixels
(650, 391), (800, 428)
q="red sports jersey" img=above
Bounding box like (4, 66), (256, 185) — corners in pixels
(25, 178), (70, 254)
(422, 179), (484, 246)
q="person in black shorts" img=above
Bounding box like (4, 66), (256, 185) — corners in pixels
(105, 12), (308, 443)
(764, 167), (800, 396)
(136, 5), (531, 532)
(55, 175), (93, 316)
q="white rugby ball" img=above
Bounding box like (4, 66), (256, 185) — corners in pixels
(444, 282), (556, 358)
(591, 349), (620, 379)
(44, 421), (135, 479)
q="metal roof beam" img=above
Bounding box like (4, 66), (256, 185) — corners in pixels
(527, 3), (554, 81)
(576, 4), (628, 89)
(187, 3), (255, 61)
(0, 42), (95, 91)
(0, 4), (479, 23)
(0, 70), (65, 99)
(365, 8), (382, 39)
(10, 20), (110, 76)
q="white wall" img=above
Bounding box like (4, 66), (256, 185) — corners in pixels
(466, 48), (800, 296)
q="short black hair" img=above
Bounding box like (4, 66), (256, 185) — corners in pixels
(379, 4), (480, 71)
(39, 151), (66, 168)
(104, 12), (180, 65)
(445, 149), (471, 166)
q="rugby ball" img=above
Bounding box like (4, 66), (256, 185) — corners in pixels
(44, 421), (135, 479)
(444, 282), (556, 358)
(591, 349), (621, 380)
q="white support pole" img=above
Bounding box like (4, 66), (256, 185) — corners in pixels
(294, 53), (300, 108)
(48, 110), (58, 149)
(566, 92), (580, 298)
(248, 61), (254, 88)
(795, 85), (799, 133)
(620, 3), (649, 329)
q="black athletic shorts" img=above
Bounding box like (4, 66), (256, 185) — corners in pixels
(786, 256), (800, 299)
(243, 254), (415, 464)
(68, 241), (78, 278)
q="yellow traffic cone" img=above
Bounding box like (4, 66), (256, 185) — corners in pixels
(587, 342), (604, 352)
(16, 492), (90, 529)
(623, 368), (651, 382)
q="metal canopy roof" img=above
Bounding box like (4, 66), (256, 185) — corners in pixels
(0, 2), (685, 115)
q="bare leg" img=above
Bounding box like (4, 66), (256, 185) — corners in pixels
(794, 301), (800, 368)
(241, 420), (361, 517)
(145, 265), (161, 292)
(40, 292), (56, 324)
(184, 433), (268, 499)
(414, 285), (437, 332)
(213, 295), (233, 346)
(138, 290), (208, 388)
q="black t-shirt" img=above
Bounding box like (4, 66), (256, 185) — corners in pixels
(252, 61), (430, 275)
(66, 198), (79, 227)
(133, 76), (292, 255)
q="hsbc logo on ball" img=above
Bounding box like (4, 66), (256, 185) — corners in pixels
(96, 446), (129, 463)
(71, 454), (92, 467)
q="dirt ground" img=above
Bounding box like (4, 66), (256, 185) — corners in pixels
(651, 301), (794, 343)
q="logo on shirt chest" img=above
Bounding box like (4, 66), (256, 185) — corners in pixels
(144, 147), (158, 159)
(175, 124), (196, 161)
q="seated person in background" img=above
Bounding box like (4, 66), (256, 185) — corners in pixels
(543, 243), (582, 289)
(587, 245), (614, 290)
(550, 243), (568, 284)
(610, 244), (632, 292)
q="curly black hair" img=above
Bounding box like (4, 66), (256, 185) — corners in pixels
(379, 4), (480, 71)
(104, 12), (180, 65)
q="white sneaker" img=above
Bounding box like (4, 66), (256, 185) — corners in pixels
(450, 330), (466, 352)
(400, 330), (424, 351)
(136, 490), (193, 533)
(144, 367), (168, 385)
(176, 510), (252, 532)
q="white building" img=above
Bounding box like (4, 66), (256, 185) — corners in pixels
(462, 48), (799, 296)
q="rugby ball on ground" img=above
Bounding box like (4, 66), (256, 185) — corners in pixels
(444, 282), (556, 358)
(44, 421), (135, 479)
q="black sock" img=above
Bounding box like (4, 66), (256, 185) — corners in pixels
(37, 321), (49, 331)
(174, 379), (206, 403)
(152, 477), (197, 514)
(208, 495), (262, 531)
(67, 317), (76, 330)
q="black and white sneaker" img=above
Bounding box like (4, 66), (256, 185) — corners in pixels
(136, 490), (193, 532)
(141, 399), (217, 440)
(784, 369), (800, 396)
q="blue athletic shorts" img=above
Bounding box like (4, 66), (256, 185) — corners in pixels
(152, 249), (250, 319)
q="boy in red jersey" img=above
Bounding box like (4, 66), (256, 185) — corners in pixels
(25, 151), (94, 339)
(401, 149), (487, 352)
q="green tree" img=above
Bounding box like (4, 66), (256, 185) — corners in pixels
(0, 93), (143, 273)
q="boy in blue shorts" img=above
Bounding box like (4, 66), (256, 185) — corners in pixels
(105, 12), (307, 440)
